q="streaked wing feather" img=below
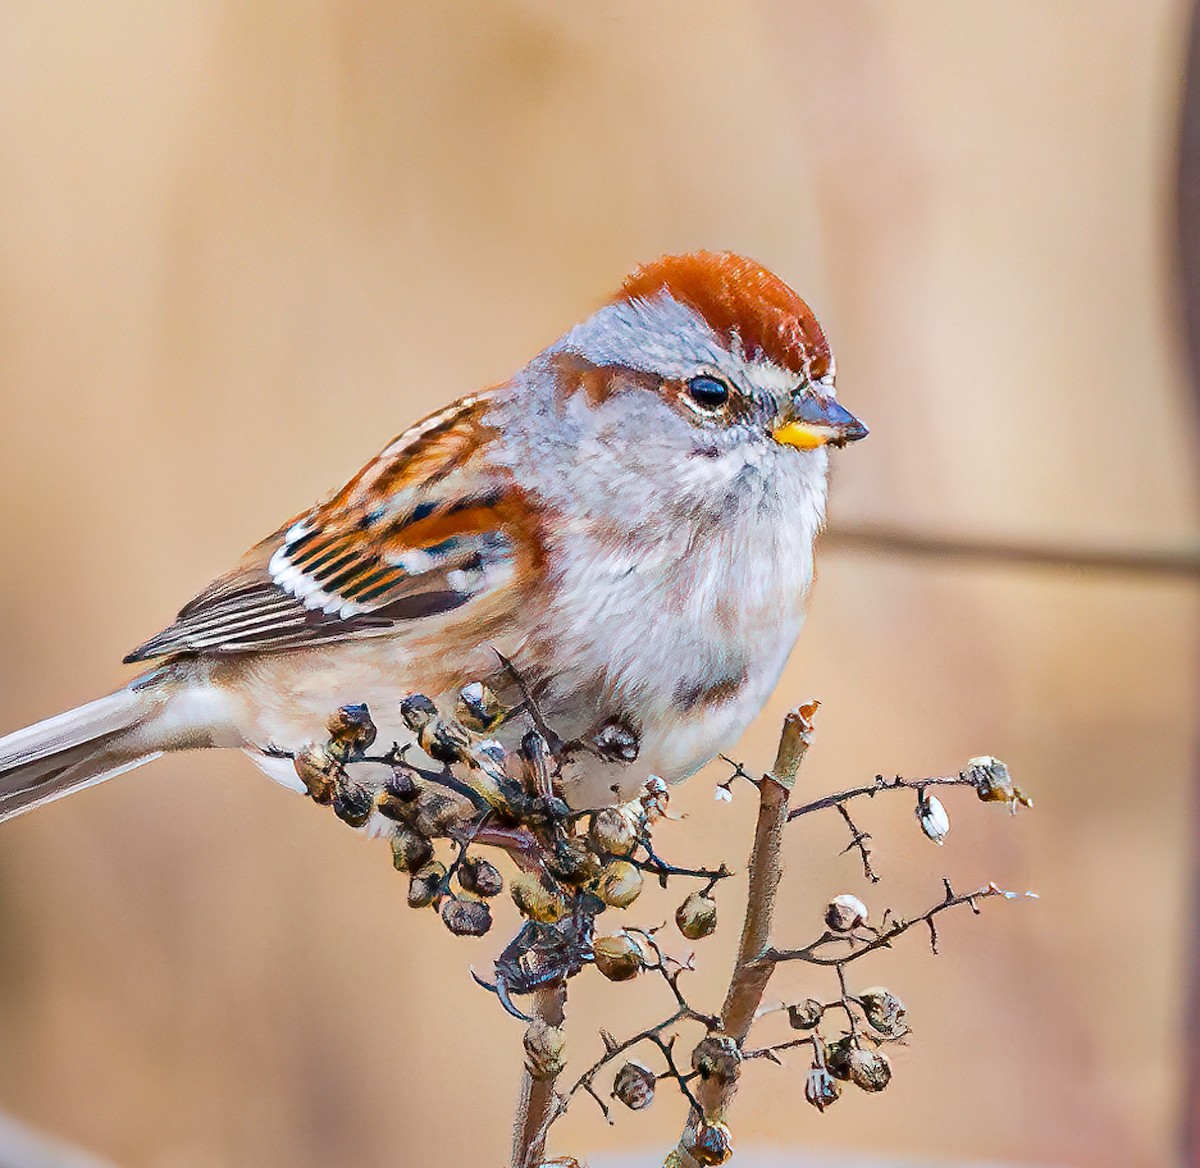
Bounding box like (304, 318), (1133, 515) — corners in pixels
(125, 396), (539, 662)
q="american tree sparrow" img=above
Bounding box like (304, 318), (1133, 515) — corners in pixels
(0, 252), (865, 820)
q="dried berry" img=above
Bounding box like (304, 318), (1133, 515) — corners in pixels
(848, 1047), (892, 1092)
(455, 682), (505, 731)
(857, 986), (908, 1039)
(787, 998), (825, 1030)
(411, 791), (473, 838)
(390, 827), (434, 874)
(683, 1119), (733, 1166)
(292, 745), (341, 805)
(523, 1019), (566, 1080)
(440, 896), (492, 937)
(588, 805), (640, 857)
(825, 1036), (855, 1081)
(805, 1063), (841, 1111)
(332, 780), (374, 828)
(825, 893), (869, 933)
(407, 861), (446, 909)
(457, 856), (503, 898)
(965, 755), (1032, 809)
(597, 860), (643, 908)
(676, 890), (718, 940)
(325, 704), (377, 758)
(916, 790), (950, 844)
(641, 775), (670, 822)
(691, 1034), (740, 1086)
(591, 932), (644, 982)
(399, 693), (438, 730)
(612, 1060), (656, 1110)
(548, 837), (601, 885)
(510, 873), (570, 923)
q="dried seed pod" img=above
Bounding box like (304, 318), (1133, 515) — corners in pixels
(683, 1119), (733, 1166)
(964, 755), (1032, 809)
(440, 896), (492, 937)
(824, 1036), (855, 1081)
(535, 1160), (583, 1168)
(787, 998), (825, 1030)
(676, 890), (718, 940)
(293, 745), (340, 805)
(457, 856), (503, 898)
(588, 805), (639, 857)
(915, 790), (950, 844)
(411, 790), (473, 839)
(383, 764), (419, 803)
(523, 1019), (566, 1081)
(455, 682), (505, 731)
(641, 775), (670, 822)
(407, 861), (446, 909)
(805, 1063), (841, 1111)
(857, 986), (908, 1039)
(399, 693), (438, 731)
(612, 1060), (656, 1110)
(548, 836), (601, 885)
(825, 893), (869, 933)
(848, 1047), (892, 1092)
(691, 1034), (741, 1086)
(591, 932), (644, 982)
(325, 704), (377, 758)
(597, 860), (643, 908)
(593, 718), (639, 763)
(332, 780), (374, 828)
(510, 873), (570, 923)
(390, 827), (434, 874)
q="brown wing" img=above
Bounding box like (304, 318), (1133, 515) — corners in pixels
(125, 396), (544, 661)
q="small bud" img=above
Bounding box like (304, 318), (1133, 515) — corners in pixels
(641, 775), (670, 822)
(597, 860), (643, 908)
(293, 745), (340, 804)
(612, 1060), (656, 1110)
(825, 893), (869, 933)
(675, 890), (718, 940)
(332, 780), (374, 828)
(592, 932), (644, 982)
(787, 998), (825, 1030)
(391, 827), (435, 874)
(593, 718), (639, 763)
(848, 1047), (892, 1092)
(683, 1119), (733, 1166)
(455, 681), (505, 731)
(588, 805), (640, 857)
(523, 1019), (566, 1081)
(510, 873), (570, 923)
(407, 861), (446, 909)
(916, 790), (950, 845)
(965, 755), (1032, 810)
(440, 896), (492, 937)
(691, 1034), (740, 1086)
(805, 1063), (841, 1111)
(857, 986), (908, 1039)
(457, 856), (503, 898)
(325, 704), (377, 758)
(548, 836), (601, 886)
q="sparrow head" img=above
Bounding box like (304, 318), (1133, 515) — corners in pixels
(549, 250), (867, 461)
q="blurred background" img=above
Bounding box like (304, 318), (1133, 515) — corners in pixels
(0, 3), (1196, 1166)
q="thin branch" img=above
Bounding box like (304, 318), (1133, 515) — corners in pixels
(766, 881), (1033, 968)
(787, 772), (978, 822)
(835, 803), (879, 883)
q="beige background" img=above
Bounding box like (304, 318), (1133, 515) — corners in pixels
(0, 3), (1197, 1166)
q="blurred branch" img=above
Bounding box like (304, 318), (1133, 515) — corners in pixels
(824, 522), (1200, 581)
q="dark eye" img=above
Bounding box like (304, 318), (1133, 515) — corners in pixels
(685, 375), (730, 411)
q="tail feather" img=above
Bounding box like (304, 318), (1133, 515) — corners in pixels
(0, 685), (163, 823)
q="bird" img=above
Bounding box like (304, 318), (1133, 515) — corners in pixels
(0, 250), (865, 823)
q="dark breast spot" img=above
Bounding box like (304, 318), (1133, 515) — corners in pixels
(673, 670), (748, 713)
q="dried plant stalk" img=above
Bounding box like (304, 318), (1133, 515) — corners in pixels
(512, 985), (567, 1168)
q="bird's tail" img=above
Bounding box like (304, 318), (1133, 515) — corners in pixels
(0, 676), (177, 824)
